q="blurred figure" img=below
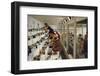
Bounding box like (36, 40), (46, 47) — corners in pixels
(67, 32), (74, 57)
(76, 34), (84, 58)
(28, 46), (32, 56)
(76, 32), (88, 58)
(83, 32), (88, 58)
(44, 23), (69, 59)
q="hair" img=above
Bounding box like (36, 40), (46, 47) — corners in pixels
(44, 23), (54, 34)
(44, 23), (48, 26)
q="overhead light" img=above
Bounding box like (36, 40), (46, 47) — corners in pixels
(65, 19), (68, 22)
(68, 17), (71, 21)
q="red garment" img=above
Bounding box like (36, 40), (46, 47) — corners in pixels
(52, 40), (63, 52)
(49, 31), (63, 52)
(53, 30), (64, 52)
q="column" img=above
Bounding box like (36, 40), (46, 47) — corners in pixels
(73, 19), (77, 58)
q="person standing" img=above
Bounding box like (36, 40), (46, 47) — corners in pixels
(44, 23), (69, 59)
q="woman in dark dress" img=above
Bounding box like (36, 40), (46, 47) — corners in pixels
(44, 23), (69, 59)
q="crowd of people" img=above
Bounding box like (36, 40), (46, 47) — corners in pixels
(67, 32), (88, 58)
(28, 23), (88, 61)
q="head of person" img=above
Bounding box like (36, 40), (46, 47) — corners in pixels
(44, 23), (49, 32)
(44, 23), (49, 27)
(44, 23), (54, 33)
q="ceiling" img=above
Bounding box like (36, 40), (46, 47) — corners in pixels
(31, 15), (65, 25)
(31, 15), (87, 25)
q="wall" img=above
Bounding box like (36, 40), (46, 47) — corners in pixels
(0, 0), (99, 76)
(28, 15), (44, 29)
